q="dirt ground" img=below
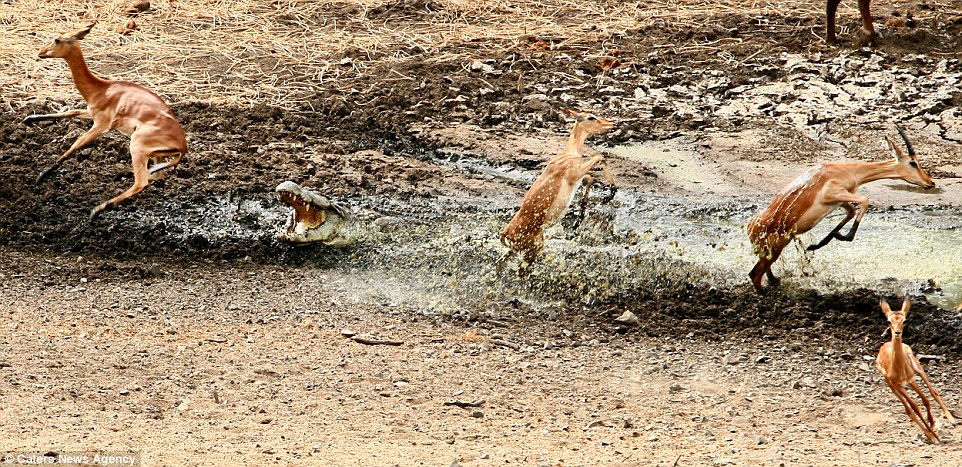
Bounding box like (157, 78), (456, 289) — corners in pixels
(3, 0), (962, 465)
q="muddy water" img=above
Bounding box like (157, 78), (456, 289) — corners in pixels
(609, 141), (962, 308)
(124, 168), (962, 316)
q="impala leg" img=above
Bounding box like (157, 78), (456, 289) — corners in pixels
(37, 122), (108, 182)
(907, 379), (937, 433)
(573, 174), (595, 230)
(596, 161), (617, 204)
(912, 356), (958, 423)
(147, 151), (183, 181)
(826, 0), (843, 43)
(517, 241), (544, 278)
(750, 259), (770, 292)
(857, 0), (878, 47)
(834, 195), (870, 241)
(495, 249), (516, 276)
(574, 156), (617, 229)
(90, 145), (151, 221)
(807, 202), (859, 251)
(750, 247), (783, 293)
(22, 108), (92, 125)
(887, 379), (940, 443)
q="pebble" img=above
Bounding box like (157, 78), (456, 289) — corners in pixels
(613, 310), (639, 326)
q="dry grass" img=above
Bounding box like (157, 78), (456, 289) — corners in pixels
(0, 0), (901, 110)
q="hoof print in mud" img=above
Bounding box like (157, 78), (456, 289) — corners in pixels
(275, 181), (353, 246)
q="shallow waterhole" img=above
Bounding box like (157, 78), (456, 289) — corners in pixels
(113, 143), (962, 311)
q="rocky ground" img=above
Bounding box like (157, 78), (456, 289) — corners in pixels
(2, 0), (962, 465)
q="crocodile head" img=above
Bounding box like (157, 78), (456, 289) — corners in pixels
(275, 181), (353, 245)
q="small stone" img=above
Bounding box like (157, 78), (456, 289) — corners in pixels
(586, 420), (606, 429)
(470, 410), (484, 418)
(613, 310), (639, 326)
(722, 353), (743, 365)
(668, 383), (685, 394)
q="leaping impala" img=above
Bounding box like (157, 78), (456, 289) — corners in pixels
(876, 298), (957, 443)
(497, 109), (615, 275)
(747, 126), (935, 292)
(23, 22), (188, 221)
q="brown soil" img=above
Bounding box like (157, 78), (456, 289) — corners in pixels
(2, 1), (962, 465)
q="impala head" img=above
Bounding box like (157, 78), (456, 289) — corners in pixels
(886, 125), (935, 190)
(880, 297), (911, 339)
(563, 109), (615, 136)
(38, 22), (96, 59)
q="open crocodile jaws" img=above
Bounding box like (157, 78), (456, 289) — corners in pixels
(275, 181), (352, 245)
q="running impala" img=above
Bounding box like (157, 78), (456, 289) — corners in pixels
(23, 22), (188, 220)
(876, 298), (957, 443)
(747, 126), (935, 292)
(497, 110), (615, 275)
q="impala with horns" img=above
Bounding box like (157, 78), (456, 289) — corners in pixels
(497, 109), (615, 275)
(747, 126), (935, 292)
(23, 22), (188, 220)
(876, 298), (957, 443)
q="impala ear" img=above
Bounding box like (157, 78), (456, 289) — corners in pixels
(879, 298), (892, 316)
(885, 137), (907, 163)
(901, 296), (911, 315)
(562, 109), (588, 121)
(71, 22), (97, 40)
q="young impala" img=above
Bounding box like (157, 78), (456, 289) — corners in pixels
(497, 110), (615, 275)
(747, 126), (935, 292)
(876, 298), (957, 443)
(23, 22), (188, 220)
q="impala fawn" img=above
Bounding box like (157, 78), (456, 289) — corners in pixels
(498, 110), (615, 275)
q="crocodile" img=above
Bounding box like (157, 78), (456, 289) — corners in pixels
(274, 181), (353, 245)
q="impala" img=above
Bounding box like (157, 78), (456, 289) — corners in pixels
(497, 110), (615, 275)
(23, 22), (188, 220)
(747, 126), (935, 292)
(876, 298), (957, 443)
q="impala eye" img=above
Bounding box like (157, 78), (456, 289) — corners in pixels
(909, 161), (919, 168)
(587, 116), (597, 121)
(54, 38), (61, 44)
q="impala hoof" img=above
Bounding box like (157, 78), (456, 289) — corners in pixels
(36, 166), (57, 183)
(90, 204), (110, 222)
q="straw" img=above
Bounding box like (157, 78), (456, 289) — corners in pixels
(1, 0), (946, 110)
